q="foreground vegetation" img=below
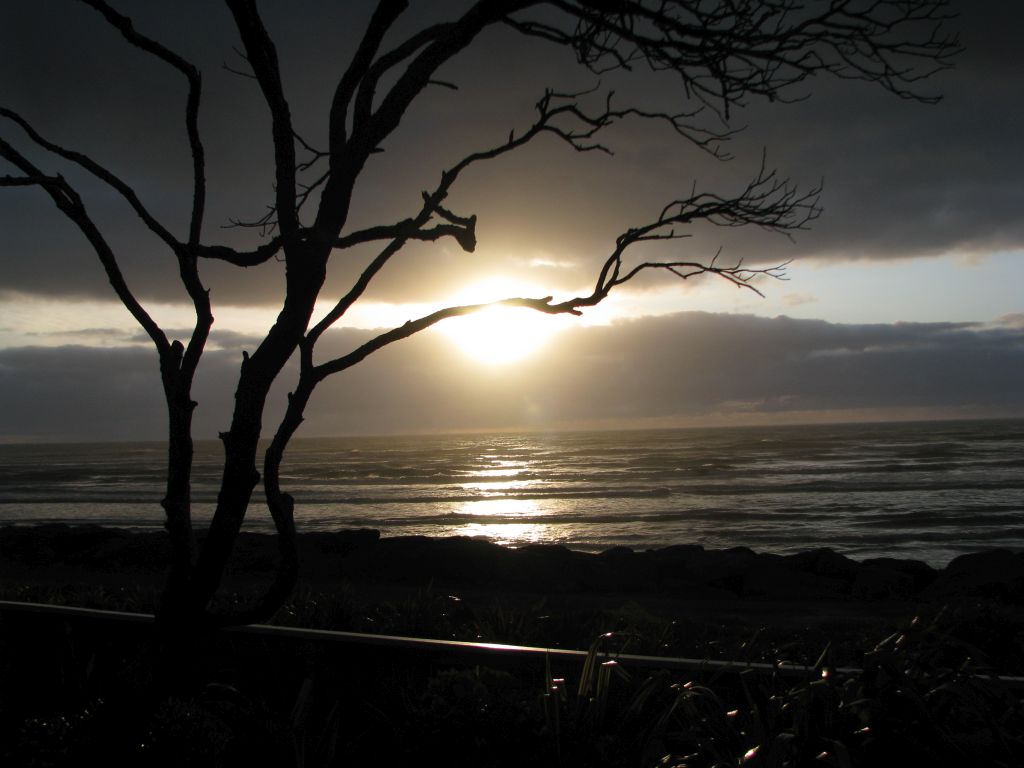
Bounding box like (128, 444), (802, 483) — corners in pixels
(4, 528), (1023, 765)
(2, 588), (1022, 767)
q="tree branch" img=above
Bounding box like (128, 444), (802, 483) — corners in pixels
(314, 296), (564, 379)
(530, 87), (735, 158)
(78, 0), (207, 245)
(511, 0), (960, 120)
(309, 15), (463, 239)
(0, 174), (58, 187)
(619, 253), (790, 298)
(329, 0), (410, 156)
(193, 239), (286, 268)
(0, 138), (170, 355)
(0, 107), (182, 252)
(2, 15), (282, 274)
(47, 3), (213, 397)
(350, 22), (454, 141)
(225, 0), (299, 237)
(588, 156), (818, 299)
(350, 1), (540, 164)
(332, 219), (477, 252)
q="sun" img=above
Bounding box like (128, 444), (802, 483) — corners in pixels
(437, 279), (569, 365)
(441, 305), (558, 364)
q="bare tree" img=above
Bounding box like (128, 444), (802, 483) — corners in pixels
(0, 0), (958, 628)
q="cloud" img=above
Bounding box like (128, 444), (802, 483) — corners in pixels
(0, 1), (1020, 309)
(782, 293), (817, 307)
(18, 328), (141, 349)
(0, 345), (170, 441)
(2, 312), (1021, 441)
(996, 314), (1024, 329)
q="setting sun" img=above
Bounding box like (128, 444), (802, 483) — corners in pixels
(435, 279), (572, 364)
(440, 304), (564, 364)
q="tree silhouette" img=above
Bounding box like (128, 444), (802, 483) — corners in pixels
(0, 0), (958, 628)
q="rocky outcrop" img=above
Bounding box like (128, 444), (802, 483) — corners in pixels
(3, 524), (1019, 605)
(923, 549), (1024, 602)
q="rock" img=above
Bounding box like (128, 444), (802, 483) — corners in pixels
(740, 559), (847, 600)
(8, 525), (1024, 609)
(785, 548), (860, 581)
(598, 545), (635, 560)
(851, 565), (915, 599)
(343, 535), (512, 587)
(650, 545), (760, 589)
(318, 528), (381, 554)
(596, 546), (654, 593)
(861, 557), (936, 593)
(507, 545), (603, 593)
(924, 549), (1024, 602)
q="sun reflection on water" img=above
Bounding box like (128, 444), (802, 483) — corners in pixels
(460, 455), (542, 493)
(460, 479), (535, 492)
(464, 468), (522, 477)
(452, 497), (550, 545)
(455, 497), (541, 517)
(456, 522), (551, 546)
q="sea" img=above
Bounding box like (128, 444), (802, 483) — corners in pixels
(1, 419), (1023, 567)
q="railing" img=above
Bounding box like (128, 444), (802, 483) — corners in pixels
(3, 599), (1023, 687)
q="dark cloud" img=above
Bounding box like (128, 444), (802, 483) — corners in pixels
(0, 345), (169, 441)
(1, 2), (1020, 308)
(2, 312), (1021, 441)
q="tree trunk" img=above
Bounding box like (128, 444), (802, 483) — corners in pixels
(156, 345), (199, 627)
(185, 246), (328, 621)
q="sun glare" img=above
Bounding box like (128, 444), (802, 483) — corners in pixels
(441, 305), (560, 364)
(437, 279), (570, 365)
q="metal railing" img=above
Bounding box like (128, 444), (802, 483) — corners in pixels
(3, 599), (1023, 687)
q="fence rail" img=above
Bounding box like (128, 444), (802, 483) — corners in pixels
(3, 599), (1023, 687)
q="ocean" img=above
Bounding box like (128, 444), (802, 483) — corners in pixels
(1, 420), (1023, 567)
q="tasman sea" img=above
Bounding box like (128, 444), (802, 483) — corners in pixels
(2, 419), (1023, 567)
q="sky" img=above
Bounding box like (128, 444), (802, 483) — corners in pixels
(1, 0), (1023, 441)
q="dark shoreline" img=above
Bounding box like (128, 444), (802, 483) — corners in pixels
(3, 523), (1023, 603)
(4, 524), (1024, 664)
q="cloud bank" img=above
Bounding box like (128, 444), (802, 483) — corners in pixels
(2, 312), (1021, 442)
